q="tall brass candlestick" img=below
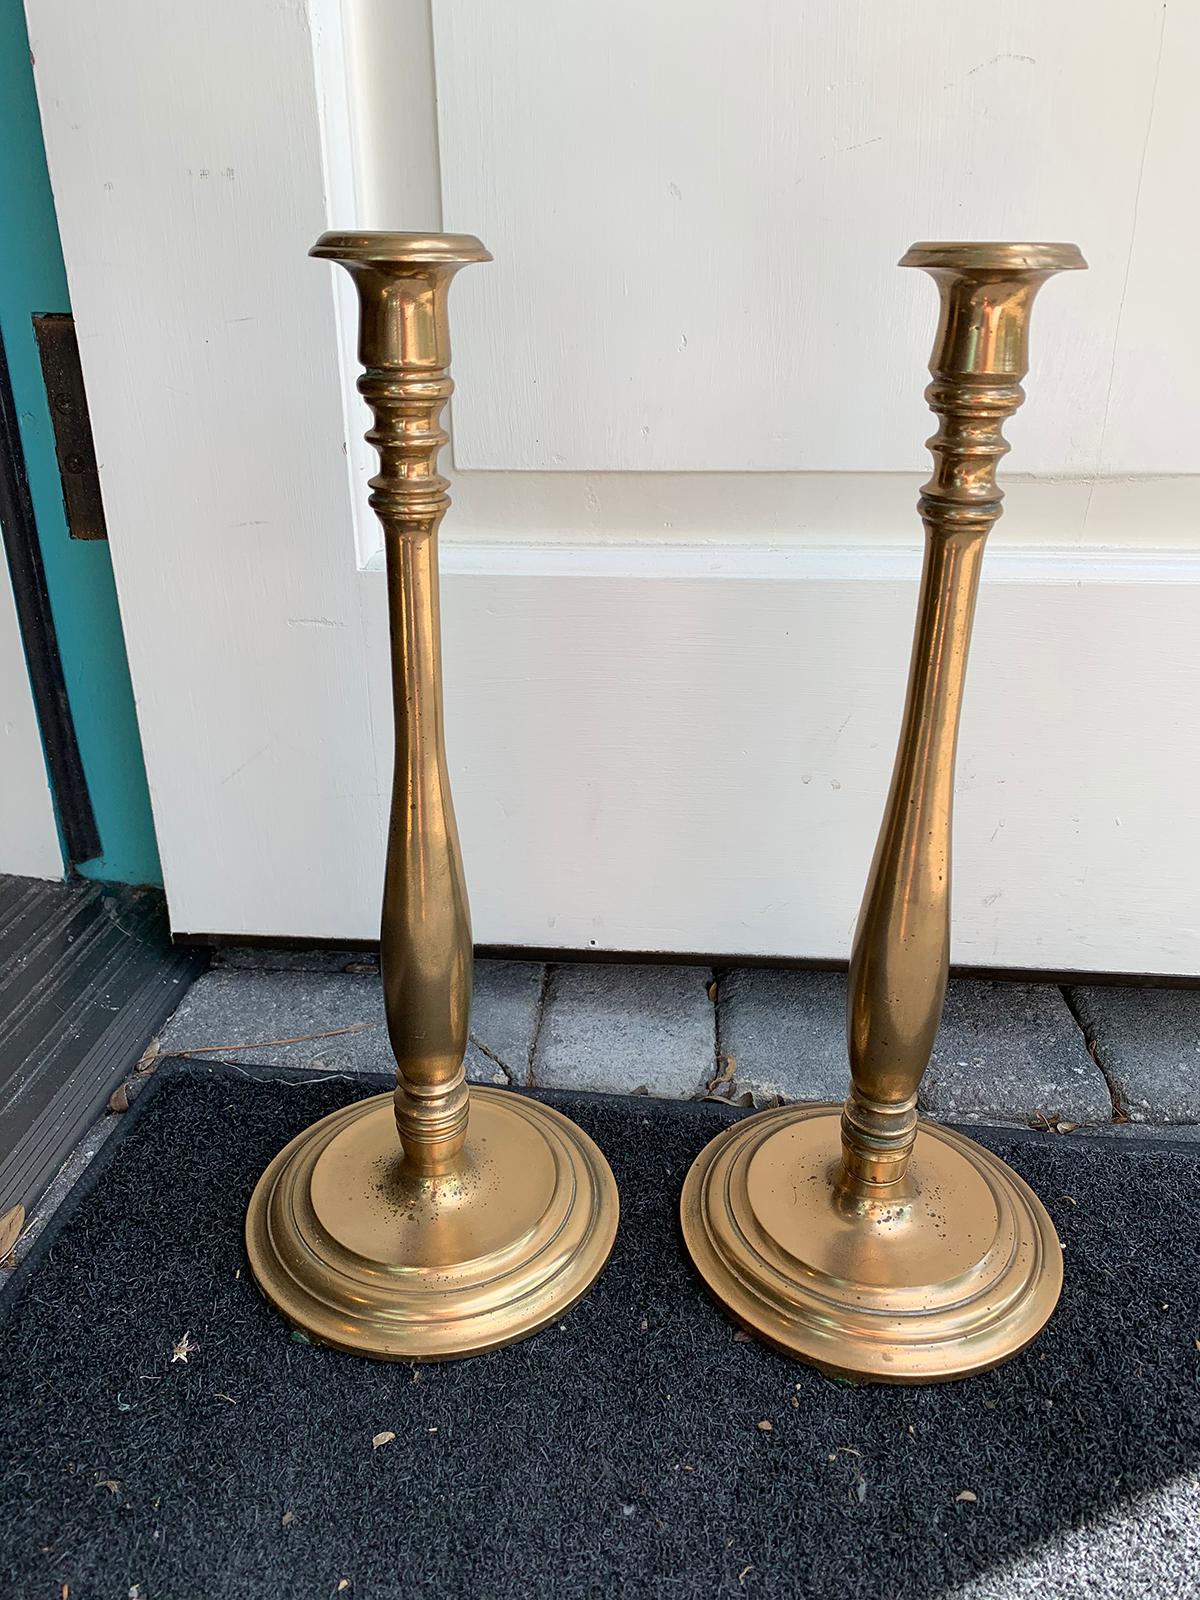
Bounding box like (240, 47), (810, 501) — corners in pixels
(246, 232), (618, 1359)
(681, 241), (1085, 1383)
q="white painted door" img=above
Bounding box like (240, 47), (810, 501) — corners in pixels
(25, 0), (1200, 973)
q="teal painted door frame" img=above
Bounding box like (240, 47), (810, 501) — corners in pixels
(0, 0), (159, 885)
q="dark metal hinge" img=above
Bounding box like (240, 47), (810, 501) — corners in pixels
(32, 312), (108, 541)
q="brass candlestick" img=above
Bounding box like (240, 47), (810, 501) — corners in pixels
(681, 242), (1086, 1383)
(246, 232), (618, 1359)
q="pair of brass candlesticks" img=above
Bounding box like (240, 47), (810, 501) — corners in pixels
(245, 232), (1085, 1382)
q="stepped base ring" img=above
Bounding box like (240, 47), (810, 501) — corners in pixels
(246, 1088), (619, 1360)
(680, 1103), (1062, 1383)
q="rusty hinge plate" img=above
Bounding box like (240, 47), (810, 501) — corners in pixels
(32, 313), (108, 541)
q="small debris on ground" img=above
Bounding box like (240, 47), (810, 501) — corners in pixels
(281, 1509), (294, 1527)
(732, 1330), (753, 1344)
(135, 1038), (161, 1073)
(704, 1055), (737, 1098)
(95, 1478), (121, 1496)
(372, 1431), (395, 1450)
(956, 1489), (978, 1503)
(1029, 1110), (1079, 1135)
(0, 1203), (25, 1265)
(756, 1419), (773, 1432)
(170, 1331), (196, 1364)
(108, 1083), (131, 1113)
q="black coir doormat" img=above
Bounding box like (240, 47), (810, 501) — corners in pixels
(1, 1061), (1197, 1600)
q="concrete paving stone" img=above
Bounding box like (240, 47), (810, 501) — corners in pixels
(921, 981), (1112, 1126)
(1065, 985), (1200, 1124)
(717, 969), (849, 1106)
(466, 960), (545, 1085)
(532, 962), (715, 1097)
(158, 961), (544, 1087)
(717, 970), (1111, 1125)
(159, 968), (394, 1073)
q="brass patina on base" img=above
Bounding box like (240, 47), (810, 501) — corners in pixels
(681, 1104), (1061, 1383)
(247, 1088), (618, 1360)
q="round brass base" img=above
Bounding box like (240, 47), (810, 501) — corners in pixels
(246, 1088), (619, 1360)
(680, 1104), (1062, 1383)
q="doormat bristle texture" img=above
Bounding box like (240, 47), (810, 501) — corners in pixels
(1, 1061), (1197, 1600)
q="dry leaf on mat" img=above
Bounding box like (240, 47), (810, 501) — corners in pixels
(170, 1331), (196, 1364)
(0, 1204), (24, 1264)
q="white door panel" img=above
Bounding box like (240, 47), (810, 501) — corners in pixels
(25, 0), (1200, 972)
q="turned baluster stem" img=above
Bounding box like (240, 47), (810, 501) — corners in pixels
(839, 244), (1085, 1194)
(312, 235), (491, 1174)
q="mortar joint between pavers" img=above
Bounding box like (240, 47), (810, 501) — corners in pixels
(1059, 984), (1130, 1124)
(526, 963), (555, 1089)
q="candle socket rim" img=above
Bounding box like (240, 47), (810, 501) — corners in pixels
(900, 241), (1087, 273)
(310, 230), (493, 267)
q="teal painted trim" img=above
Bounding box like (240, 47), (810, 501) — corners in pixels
(1, 2), (160, 885)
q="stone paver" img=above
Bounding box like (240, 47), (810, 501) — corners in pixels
(717, 970), (1112, 1125)
(718, 968), (848, 1106)
(158, 961), (544, 1086)
(921, 981), (1112, 1125)
(532, 962), (715, 1096)
(155, 957), (1200, 1127)
(465, 960), (545, 1084)
(1065, 985), (1200, 1124)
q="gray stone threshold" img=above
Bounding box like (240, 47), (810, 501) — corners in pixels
(6, 950), (1195, 1296)
(151, 950), (1199, 1131)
